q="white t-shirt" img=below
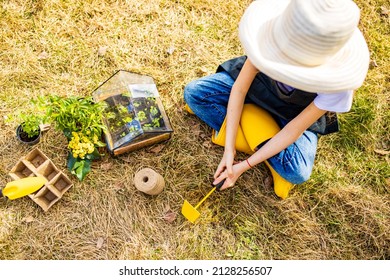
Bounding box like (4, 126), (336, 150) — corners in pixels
(276, 81), (354, 113)
(314, 90), (354, 113)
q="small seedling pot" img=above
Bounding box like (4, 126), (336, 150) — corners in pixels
(16, 124), (41, 145)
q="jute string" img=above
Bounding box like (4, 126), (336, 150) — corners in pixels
(134, 168), (165, 195)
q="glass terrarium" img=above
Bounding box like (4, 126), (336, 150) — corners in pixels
(92, 70), (173, 155)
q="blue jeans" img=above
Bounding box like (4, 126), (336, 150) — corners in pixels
(184, 71), (318, 184)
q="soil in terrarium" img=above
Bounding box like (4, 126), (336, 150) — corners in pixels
(132, 97), (165, 130)
(103, 94), (142, 144)
(102, 92), (168, 149)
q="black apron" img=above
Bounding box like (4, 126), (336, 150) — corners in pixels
(217, 56), (339, 135)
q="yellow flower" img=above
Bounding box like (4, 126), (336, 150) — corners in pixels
(68, 130), (99, 159)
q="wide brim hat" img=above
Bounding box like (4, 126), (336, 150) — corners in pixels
(239, 0), (370, 93)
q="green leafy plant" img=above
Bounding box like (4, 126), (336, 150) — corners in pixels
(19, 113), (42, 138)
(37, 95), (108, 181)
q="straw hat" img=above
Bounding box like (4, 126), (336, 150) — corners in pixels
(239, 0), (370, 93)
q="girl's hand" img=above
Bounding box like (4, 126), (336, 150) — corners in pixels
(213, 160), (248, 190)
(214, 149), (236, 181)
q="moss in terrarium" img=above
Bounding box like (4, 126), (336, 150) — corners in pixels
(137, 111), (147, 122)
(123, 116), (133, 123)
(152, 117), (161, 127)
(117, 104), (128, 114)
(150, 106), (159, 116)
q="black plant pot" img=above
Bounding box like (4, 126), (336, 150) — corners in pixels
(16, 124), (41, 145)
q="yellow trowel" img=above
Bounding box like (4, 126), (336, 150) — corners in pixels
(0, 177), (47, 200)
(182, 179), (225, 223)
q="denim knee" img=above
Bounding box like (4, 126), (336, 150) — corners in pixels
(268, 159), (314, 185)
(184, 80), (199, 108)
(268, 131), (317, 184)
(183, 81), (193, 104)
(288, 164), (313, 184)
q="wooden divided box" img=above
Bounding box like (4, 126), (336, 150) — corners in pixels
(9, 148), (73, 211)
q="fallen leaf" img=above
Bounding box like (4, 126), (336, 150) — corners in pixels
(188, 118), (199, 126)
(23, 216), (35, 223)
(380, 6), (389, 17)
(37, 51), (49, 60)
(193, 123), (201, 137)
(100, 161), (113, 171)
(98, 46), (108, 56)
(199, 133), (207, 140)
(121, 156), (133, 163)
(200, 67), (208, 74)
(264, 176), (273, 190)
(113, 181), (124, 189)
(166, 46), (175, 55)
(369, 60), (378, 69)
(61, 72), (71, 79)
(96, 237), (104, 249)
(149, 144), (164, 153)
(163, 208), (177, 223)
(109, 181), (124, 193)
(39, 123), (51, 132)
(374, 149), (390, 155)
(202, 141), (212, 148)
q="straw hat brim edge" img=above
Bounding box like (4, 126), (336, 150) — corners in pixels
(238, 0), (370, 93)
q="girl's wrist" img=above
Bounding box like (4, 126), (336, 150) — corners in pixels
(224, 145), (236, 155)
(246, 158), (253, 169)
(239, 159), (252, 172)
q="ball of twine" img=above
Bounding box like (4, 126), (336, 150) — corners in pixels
(134, 168), (165, 195)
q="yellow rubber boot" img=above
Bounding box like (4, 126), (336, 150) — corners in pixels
(240, 104), (293, 199)
(264, 161), (292, 199)
(211, 116), (253, 155)
(184, 104), (195, 115)
(186, 101), (252, 153)
(198, 101), (292, 198)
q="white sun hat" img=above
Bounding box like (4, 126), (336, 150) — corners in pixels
(239, 0), (370, 93)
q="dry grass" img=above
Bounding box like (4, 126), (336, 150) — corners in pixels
(0, 0), (389, 260)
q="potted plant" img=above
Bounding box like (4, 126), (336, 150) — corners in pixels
(15, 113), (42, 145)
(36, 95), (108, 181)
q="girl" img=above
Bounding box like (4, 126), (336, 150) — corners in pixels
(184, 0), (369, 198)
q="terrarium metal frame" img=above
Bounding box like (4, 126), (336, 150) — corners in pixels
(92, 70), (173, 156)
